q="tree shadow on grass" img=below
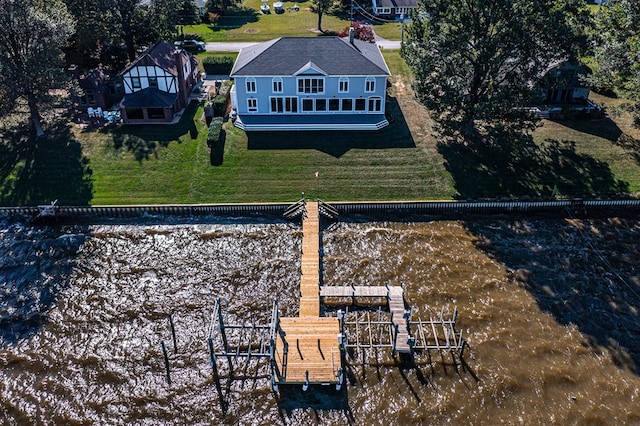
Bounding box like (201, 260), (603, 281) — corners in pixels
(466, 217), (640, 375)
(438, 130), (629, 199)
(103, 101), (201, 162)
(211, 8), (260, 31)
(246, 95), (414, 158)
(0, 121), (93, 206)
(613, 133), (640, 165)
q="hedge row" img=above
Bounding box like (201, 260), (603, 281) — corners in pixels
(207, 117), (224, 147)
(202, 56), (234, 75)
(213, 80), (233, 116)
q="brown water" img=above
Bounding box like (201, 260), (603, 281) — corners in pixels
(1, 215), (639, 425)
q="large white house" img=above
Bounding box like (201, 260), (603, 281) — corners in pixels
(118, 40), (200, 123)
(229, 35), (391, 131)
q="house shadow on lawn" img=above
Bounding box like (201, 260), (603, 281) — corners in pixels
(438, 131), (629, 199)
(103, 101), (201, 162)
(465, 216), (640, 375)
(0, 121), (93, 206)
(247, 95), (414, 158)
(550, 117), (623, 142)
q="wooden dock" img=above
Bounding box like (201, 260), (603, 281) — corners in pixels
(275, 317), (341, 384)
(207, 199), (466, 395)
(299, 201), (321, 317)
(320, 285), (410, 353)
(273, 202), (342, 385)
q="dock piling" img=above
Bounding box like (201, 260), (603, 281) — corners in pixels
(169, 314), (177, 354)
(161, 341), (171, 385)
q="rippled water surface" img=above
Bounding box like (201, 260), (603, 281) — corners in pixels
(1, 215), (639, 425)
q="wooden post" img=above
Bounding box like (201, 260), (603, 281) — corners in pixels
(169, 314), (178, 354)
(208, 337), (226, 416)
(161, 341), (171, 385)
(218, 302), (229, 352)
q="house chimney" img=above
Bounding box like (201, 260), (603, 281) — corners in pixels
(349, 27), (354, 44)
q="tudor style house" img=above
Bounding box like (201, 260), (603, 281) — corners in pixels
(118, 40), (200, 123)
(229, 34), (391, 131)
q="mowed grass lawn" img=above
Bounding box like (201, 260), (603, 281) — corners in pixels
(184, 0), (349, 42)
(76, 51), (452, 205)
(75, 51), (640, 205)
(183, 0), (402, 42)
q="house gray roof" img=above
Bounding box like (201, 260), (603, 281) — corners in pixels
(230, 37), (390, 77)
(119, 88), (178, 108)
(375, 0), (417, 9)
(119, 40), (197, 77)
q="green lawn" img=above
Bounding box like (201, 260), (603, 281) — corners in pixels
(3, 51), (639, 206)
(183, 0), (403, 42)
(184, 0), (351, 42)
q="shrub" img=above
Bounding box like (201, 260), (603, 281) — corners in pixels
(338, 22), (375, 43)
(202, 56), (235, 75)
(207, 117), (224, 147)
(213, 80), (233, 116)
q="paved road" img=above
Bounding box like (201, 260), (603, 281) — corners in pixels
(205, 38), (401, 52)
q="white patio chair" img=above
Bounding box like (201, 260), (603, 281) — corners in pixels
(96, 107), (103, 116)
(87, 107), (95, 117)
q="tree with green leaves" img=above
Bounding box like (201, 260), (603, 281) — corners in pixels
(206, 0), (242, 14)
(401, 0), (589, 144)
(311, 0), (335, 33)
(589, 0), (640, 127)
(0, 0), (75, 136)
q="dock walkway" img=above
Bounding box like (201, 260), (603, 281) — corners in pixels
(320, 285), (410, 353)
(274, 202), (341, 385)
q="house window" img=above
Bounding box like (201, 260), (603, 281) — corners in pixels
(272, 78), (283, 93)
(316, 99), (327, 111)
(247, 98), (258, 112)
(286, 97), (297, 113)
(297, 78), (324, 94)
(338, 77), (349, 93)
(341, 98), (353, 111)
(131, 77), (141, 89)
(246, 78), (257, 93)
(85, 91), (96, 105)
(148, 108), (165, 119)
(126, 108), (144, 119)
(329, 99), (340, 111)
(365, 77), (375, 93)
(148, 77), (158, 88)
(368, 97), (382, 112)
(270, 97), (297, 113)
(302, 98), (314, 112)
(355, 98), (366, 111)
